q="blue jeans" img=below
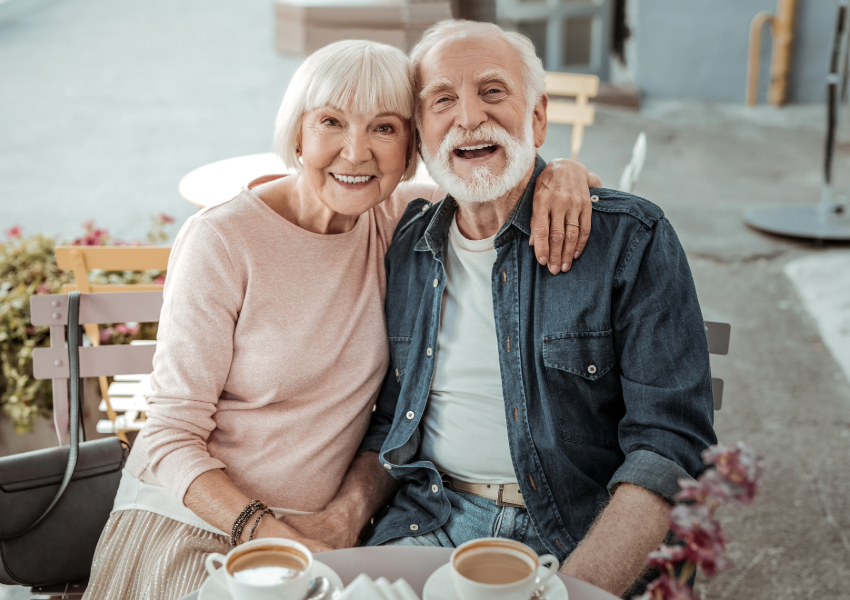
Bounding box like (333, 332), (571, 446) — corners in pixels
(382, 487), (557, 563)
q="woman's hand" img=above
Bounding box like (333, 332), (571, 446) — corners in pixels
(278, 510), (360, 551)
(251, 512), (335, 553)
(530, 159), (601, 274)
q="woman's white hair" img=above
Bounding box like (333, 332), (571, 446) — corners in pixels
(273, 39), (418, 181)
(409, 20), (546, 119)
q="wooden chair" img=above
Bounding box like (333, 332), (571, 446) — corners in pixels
(544, 72), (599, 160)
(55, 246), (169, 441)
(705, 321), (731, 410)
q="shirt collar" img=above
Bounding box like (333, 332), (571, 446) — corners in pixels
(414, 155), (546, 253)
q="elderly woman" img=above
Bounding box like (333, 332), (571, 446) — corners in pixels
(82, 39), (600, 600)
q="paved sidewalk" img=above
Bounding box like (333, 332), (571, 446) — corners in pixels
(2, 0), (850, 599)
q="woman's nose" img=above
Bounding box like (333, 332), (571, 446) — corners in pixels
(340, 132), (373, 165)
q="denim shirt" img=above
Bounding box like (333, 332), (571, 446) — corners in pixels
(359, 157), (717, 561)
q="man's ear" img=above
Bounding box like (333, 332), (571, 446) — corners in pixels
(532, 94), (548, 149)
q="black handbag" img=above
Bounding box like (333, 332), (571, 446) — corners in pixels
(0, 291), (128, 586)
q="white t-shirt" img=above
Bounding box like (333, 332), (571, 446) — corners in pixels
(418, 215), (517, 484)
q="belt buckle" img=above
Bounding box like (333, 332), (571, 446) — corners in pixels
(496, 485), (520, 508)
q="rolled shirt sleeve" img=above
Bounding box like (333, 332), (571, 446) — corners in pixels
(141, 216), (243, 503)
(608, 217), (717, 502)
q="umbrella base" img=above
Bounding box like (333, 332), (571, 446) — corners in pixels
(743, 205), (850, 241)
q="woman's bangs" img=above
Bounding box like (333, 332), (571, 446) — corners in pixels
(307, 52), (412, 120)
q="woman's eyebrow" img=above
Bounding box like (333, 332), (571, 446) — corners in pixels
(419, 77), (456, 100)
(475, 69), (515, 91)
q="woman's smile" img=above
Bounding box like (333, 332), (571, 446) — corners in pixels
(330, 172), (377, 188)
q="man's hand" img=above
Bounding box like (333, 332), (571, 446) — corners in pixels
(560, 483), (670, 597)
(530, 158), (601, 274)
(252, 512), (335, 553)
(280, 451), (399, 551)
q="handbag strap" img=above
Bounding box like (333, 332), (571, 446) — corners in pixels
(0, 291), (83, 541)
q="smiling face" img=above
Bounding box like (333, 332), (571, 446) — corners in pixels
(416, 34), (547, 203)
(298, 106), (411, 217)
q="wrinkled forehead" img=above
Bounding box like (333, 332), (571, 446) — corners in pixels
(417, 33), (523, 93)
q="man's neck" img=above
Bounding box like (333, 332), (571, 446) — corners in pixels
(454, 164), (535, 241)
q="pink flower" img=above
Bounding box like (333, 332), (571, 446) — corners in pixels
(99, 327), (115, 343)
(633, 572), (696, 600)
(158, 213), (175, 224)
(154, 275), (166, 285)
(670, 504), (732, 577)
(115, 323), (140, 336)
(702, 442), (766, 506)
(646, 545), (687, 569)
(36, 284), (51, 295)
(5, 226), (22, 238)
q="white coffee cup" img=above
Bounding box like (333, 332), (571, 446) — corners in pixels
(204, 538), (313, 600)
(450, 538), (559, 600)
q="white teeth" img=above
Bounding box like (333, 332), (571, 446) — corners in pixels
(457, 144), (494, 151)
(332, 174), (372, 184)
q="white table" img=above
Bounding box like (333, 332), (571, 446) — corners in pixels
(179, 546), (618, 600)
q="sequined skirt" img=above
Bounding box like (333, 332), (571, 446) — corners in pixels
(82, 509), (229, 600)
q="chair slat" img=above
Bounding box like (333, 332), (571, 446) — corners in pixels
(31, 292), (163, 326)
(546, 102), (596, 126)
(705, 321), (731, 355)
(544, 72), (599, 97)
(33, 344), (156, 379)
(712, 378), (724, 410)
(54, 246), (170, 271)
(62, 283), (164, 293)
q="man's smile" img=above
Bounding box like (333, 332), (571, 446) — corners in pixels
(453, 144), (499, 160)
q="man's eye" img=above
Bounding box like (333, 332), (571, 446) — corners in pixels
(435, 97), (451, 104)
(486, 88), (502, 94)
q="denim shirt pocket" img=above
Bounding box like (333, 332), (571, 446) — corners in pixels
(542, 330), (620, 449)
(543, 330), (616, 380)
(388, 337), (413, 382)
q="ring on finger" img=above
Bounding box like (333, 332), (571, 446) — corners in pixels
(566, 222), (580, 227)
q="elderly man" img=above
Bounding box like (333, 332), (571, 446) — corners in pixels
(283, 20), (717, 597)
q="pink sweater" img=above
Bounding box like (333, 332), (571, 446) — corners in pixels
(126, 179), (442, 511)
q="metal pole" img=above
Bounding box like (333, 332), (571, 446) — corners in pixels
(821, 0), (848, 212)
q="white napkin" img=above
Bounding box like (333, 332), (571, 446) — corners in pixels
(339, 574), (420, 600)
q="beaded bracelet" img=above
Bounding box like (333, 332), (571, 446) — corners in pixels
(247, 507), (277, 542)
(231, 500), (267, 547)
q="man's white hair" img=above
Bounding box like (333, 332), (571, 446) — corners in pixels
(409, 19), (546, 112)
(273, 39), (418, 181)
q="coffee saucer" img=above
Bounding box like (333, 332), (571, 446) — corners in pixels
(199, 560), (343, 600)
(423, 563), (568, 600)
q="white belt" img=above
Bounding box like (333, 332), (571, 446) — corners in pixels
(444, 475), (525, 508)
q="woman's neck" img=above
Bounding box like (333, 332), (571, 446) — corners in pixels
(255, 174), (360, 235)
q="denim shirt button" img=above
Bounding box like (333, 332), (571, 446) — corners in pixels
(383, 463), (392, 470)
(431, 484), (439, 493)
(427, 348), (433, 357)
(410, 524), (419, 531)
(590, 195), (599, 202)
(587, 364), (597, 374)
(406, 411), (415, 420)
(433, 279), (439, 288)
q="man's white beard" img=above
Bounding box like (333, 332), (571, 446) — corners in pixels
(420, 119), (537, 205)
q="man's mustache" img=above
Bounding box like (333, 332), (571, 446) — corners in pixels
(434, 122), (517, 163)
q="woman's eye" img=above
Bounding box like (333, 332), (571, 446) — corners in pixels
(322, 118), (340, 126)
(376, 124), (394, 133)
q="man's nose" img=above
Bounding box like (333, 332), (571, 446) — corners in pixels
(455, 94), (488, 132)
(340, 131), (373, 165)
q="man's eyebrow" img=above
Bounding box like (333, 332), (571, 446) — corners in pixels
(419, 77), (456, 100)
(474, 69), (516, 91)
